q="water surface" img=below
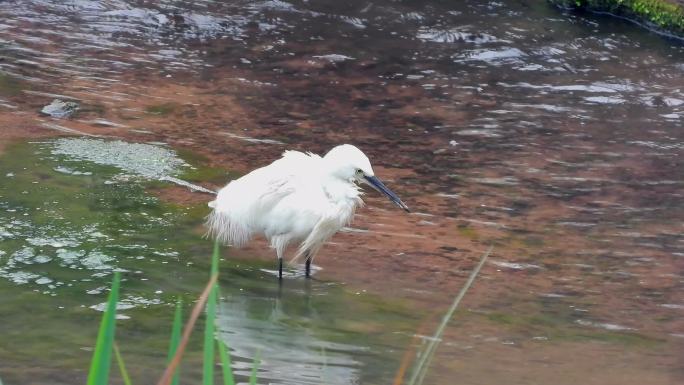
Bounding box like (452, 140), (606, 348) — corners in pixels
(0, 1), (683, 385)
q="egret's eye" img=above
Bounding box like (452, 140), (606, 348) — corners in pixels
(356, 168), (363, 175)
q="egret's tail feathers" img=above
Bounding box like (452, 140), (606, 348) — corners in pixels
(205, 210), (253, 247)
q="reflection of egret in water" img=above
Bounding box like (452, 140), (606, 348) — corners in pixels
(216, 283), (367, 385)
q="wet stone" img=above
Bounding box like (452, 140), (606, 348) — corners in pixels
(40, 99), (79, 118)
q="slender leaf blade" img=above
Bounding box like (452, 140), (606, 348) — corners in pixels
(113, 343), (133, 385)
(406, 246), (492, 385)
(217, 339), (235, 385)
(249, 350), (261, 385)
(203, 241), (221, 385)
(167, 299), (183, 385)
(203, 286), (216, 385)
(87, 272), (121, 385)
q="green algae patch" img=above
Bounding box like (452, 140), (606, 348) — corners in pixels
(551, 0), (684, 37)
(145, 102), (180, 116)
(0, 72), (24, 97)
(180, 166), (229, 185)
(175, 149), (231, 185)
(564, 329), (663, 346)
(0, 140), (205, 294)
(457, 225), (480, 240)
(0, 140), (216, 378)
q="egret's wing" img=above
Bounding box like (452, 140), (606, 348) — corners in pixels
(253, 150), (321, 209)
(213, 150), (320, 209)
(207, 150), (321, 246)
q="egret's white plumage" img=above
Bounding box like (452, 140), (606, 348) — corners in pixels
(206, 144), (408, 277)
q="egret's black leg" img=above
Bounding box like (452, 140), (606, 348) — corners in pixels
(278, 258), (283, 279)
(305, 252), (312, 278)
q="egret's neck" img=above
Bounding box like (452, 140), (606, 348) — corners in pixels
(322, 176), (363, 207)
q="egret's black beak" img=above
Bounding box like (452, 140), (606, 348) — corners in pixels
(364, 175), (410, 212)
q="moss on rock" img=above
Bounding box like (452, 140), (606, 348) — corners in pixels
(550, 0), (684, 37)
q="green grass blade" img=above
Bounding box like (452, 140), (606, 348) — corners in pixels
(167, 299), (183, 385)
(87, 272), (121, 385)
(217, 339), (235, 385)
(214, 241), (236, 385)
(203, 241), (221, 385)
(113, 343), (133, 385)
(202, 283), (216, 385)
(249, 350), (261, 385)
(407, 246), (493, 385)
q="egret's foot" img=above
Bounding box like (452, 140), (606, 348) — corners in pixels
(260, 267), (297, 278)
(305, 258), (312, 278)
(262, 263), (318, 278)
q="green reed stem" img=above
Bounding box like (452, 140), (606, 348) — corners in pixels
(113, 343), (133, 385)
(217, 339), (235, 385)
(407, 246), (493, 385)
(87, 272), (121, 385)
(249, 350), (261, 385)
(167, 299), (183, 385)
(203, 241), (221, 385)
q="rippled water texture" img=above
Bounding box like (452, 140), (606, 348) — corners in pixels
(1, 1), (683, 385)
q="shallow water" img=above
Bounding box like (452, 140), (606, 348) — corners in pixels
(0, 141), (418, 385)
(1, 1), (683, 385)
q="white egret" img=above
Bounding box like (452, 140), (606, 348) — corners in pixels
(206, 144), (409, 278)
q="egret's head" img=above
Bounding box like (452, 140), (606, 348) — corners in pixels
(325, 144), (374, 180)
(324, 144), (409, 212)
